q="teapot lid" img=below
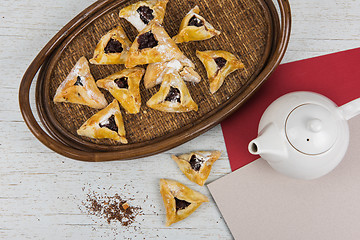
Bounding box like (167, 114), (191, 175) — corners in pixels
(285, 104), (339, 155)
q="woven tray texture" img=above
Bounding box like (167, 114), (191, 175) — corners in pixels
(45, 0), (270, 147)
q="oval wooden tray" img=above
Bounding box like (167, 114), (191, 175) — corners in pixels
(19, 0), (291, 161)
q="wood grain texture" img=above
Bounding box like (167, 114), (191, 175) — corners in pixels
(1, 0), (360, 239)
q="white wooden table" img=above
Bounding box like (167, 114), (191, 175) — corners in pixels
(1, 0), (359, 239)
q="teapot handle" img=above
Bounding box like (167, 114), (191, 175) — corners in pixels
(338, 98), (360, 120)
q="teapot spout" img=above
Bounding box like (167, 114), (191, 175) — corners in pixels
(248, 123), (287, 162)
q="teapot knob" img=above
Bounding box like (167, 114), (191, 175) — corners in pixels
(307, 119), (322, 132)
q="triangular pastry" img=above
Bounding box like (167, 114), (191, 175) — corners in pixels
(160, 179), (209, 226)
(77, 100), (128, 143)
(125, 22), (183, 68)
(146, 71), (198, 112)
(96, 68), (145, 114)
(196, 50), (245, 93)
(172, 6), (221, 43)
(53, 57), (107, 109)
(144, 54), (201, 89)
(89, 26), (131, 65)
(172, 151), (221, 186)
(119, 0), (169, 32)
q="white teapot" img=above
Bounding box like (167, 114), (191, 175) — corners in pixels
(248, 91), (360, 179)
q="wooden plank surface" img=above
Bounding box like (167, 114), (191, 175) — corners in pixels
(1, 0), (360, 239)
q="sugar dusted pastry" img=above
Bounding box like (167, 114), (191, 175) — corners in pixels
(77, 100), (128, 143)
(119, 0), (169, 31)
(125, 22), (183, 68)
(89, 26), (131, 65)
(179, 66), (202, 84)
(172, 151), (221, 186)
(160, 179), (209, 226)
(96, 68), (145, 114)
(53, 57), (107, 109)
(172, 6), (221, 43)
(196, 50), (244, 93)
(144, 54), (201, 89)
(146, 71), (198, 112)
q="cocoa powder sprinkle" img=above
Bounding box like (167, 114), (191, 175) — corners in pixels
(82, 191), (143, 226)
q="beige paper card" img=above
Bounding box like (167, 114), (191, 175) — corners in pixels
(208, 116), (360, 240)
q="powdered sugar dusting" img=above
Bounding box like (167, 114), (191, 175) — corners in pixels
(126, 14), (147, 31)
(72, 63), (82, 76)
(99, 109), (117, 127)
(154, 44), (169, 56)
(166, 59), (183, 70)
(179, 55), (195, 68)
(83, 76), (107, 106)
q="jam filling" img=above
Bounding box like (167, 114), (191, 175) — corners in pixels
(137, 6), (154, 24)
(137, 31), (158, 50)
(99, 115), (118, 132)
(189, 154), (204, 172)
(104, 38), (123, 54)
(165, 87), (181, 103)
(174, 197), (191, 211)
(188, 15), (204, 27)
(74, 76), (83, 86)
(114, 77), (129, 89)
(214, 57), (227, 69)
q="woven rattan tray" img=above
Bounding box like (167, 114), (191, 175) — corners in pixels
(19, 0), (291, 161)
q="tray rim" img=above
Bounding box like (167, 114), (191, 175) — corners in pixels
(19, 0), (291, 161)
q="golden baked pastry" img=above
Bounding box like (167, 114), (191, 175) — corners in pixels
(172, 151), (221, 186)
(89, 26), (131, 65)
(196, 50), (245, 93)
(125, 22), (183, 68)
(53, 56), (107, 109)
(172, 6), (221, 43)
(77, 99), (128, 143)
(160, 179), (209, 226)
(119, 0), (169, 32)
(146, 72), (198, 112)
(96, 68), (145, 114)
(144, 54), (201, 89)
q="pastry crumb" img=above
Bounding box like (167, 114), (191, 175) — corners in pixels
(122, 202), (130, 210)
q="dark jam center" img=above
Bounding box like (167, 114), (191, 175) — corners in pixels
(214, 57), (227, 69)
(188, 15), (204, 27)
(137, 31), (158, 50)
(137, 6), (154, 24)
(74, 76), (83, 86)
(165, 87), (181, 103)
(104, 38), (123, 54)
(99, 115), (118, 132)
(174, 197), (191, 211)
(189, 154), (204, 172)
(114, 77), (129, 89)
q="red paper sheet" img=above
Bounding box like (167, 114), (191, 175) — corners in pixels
(221, 48), (360, 171)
